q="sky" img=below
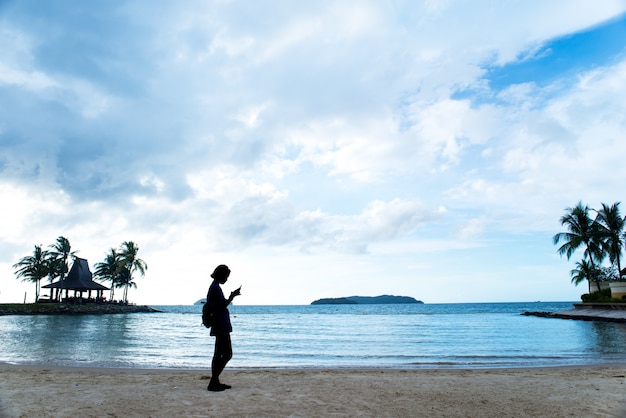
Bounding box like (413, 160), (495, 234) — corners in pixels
(1, 1), (626, 306)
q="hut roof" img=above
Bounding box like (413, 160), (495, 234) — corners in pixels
(43, 257), (109, 291)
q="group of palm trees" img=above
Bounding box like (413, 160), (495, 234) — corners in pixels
(93, 242), (147, 303)
(13, 236), (147, 304)
(553, 201), (625, 294)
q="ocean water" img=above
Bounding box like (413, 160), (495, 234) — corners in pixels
(1, 302), (625, 369)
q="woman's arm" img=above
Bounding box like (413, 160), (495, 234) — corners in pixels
(209, 283), (241, 310)
(226, 286), (241, 306)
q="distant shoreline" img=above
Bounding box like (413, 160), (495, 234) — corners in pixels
(0, 303), (160, 316)
(311, 295), (423, 305)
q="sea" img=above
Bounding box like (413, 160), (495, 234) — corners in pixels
(1, 302), (625, 370)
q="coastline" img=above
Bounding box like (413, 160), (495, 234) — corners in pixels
(0, 303), (160, 316)
(1, 363), (625, 417)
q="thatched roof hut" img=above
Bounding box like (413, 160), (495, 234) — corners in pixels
(43, 258), (109, 299)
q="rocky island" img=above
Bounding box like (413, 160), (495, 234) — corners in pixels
(311, 295), (423, 305)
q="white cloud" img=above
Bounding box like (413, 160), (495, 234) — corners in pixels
(1, 1), (626, 304)
(0, 64), (57, 90)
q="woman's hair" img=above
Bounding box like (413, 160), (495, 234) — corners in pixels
(211, 264), (231, 280)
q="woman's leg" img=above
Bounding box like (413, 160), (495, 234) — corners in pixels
(209, 334), (232, 390)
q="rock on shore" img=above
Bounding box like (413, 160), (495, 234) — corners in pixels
(0, 303), (160, 316)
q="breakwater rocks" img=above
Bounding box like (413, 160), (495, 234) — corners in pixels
(523, 304), (626, 323)
(0, 303), (160, 316)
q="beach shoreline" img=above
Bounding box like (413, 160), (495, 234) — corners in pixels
(0, 303), (160, 316)
(1, 363), (625, 417)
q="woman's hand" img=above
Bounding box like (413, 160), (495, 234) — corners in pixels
(229, 286), (242, 300)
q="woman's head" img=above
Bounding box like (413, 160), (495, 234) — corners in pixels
(211, 264), (231, 283)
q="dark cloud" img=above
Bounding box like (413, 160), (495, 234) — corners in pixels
(4, 0), (150, 96)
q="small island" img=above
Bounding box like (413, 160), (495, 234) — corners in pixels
(6, 236), (157, 315)
(311, 295), (423, 305)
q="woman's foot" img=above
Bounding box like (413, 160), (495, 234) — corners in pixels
(207, 383), (225, 391)
(207, 380), (231, 391)
(207, 379), (225, 391)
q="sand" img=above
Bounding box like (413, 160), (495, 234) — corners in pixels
(1, 364), (625, 417)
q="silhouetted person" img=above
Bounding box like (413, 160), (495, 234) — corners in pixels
(206, 264), (241, 391)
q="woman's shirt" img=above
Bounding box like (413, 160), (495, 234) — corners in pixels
(207, 281), (233, 336)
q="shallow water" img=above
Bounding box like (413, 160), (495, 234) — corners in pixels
(1, 302), (625, 369)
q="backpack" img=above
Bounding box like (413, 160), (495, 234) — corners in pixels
(202, 302), (213, 328)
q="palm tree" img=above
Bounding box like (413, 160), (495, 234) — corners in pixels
(553, 202), (604, 292)
(13, 245), (49, 301)
(45, 256), (66, 300)
(570, 260), (597, 291)
(116, 266), (137, 303)
(94, 248), (120, 301)
(117, 241), (147, 303)
(48, 236), (76, 301)
(595, 202), (625, 278)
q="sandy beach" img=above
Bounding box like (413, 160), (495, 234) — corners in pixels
(1, 364), (625, 417)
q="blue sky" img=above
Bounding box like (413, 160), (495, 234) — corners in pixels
(1, 1), (626, 305)
(486, 14), (626, 90)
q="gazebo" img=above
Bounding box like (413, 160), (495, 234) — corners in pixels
(42, 257), (109, 301)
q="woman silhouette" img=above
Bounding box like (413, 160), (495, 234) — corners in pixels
(206, 264), (241, 391)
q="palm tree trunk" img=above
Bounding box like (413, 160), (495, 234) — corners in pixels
(59, 255), (67, 303)
(588, 258), (603, 295)
(584, 238), (603, 294)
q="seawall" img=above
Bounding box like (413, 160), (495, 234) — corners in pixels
(523, 303), (626, 323)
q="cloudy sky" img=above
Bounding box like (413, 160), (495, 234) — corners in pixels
(1, 1), (625, 305)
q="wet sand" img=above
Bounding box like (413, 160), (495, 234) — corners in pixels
(1, 363), (625, 417)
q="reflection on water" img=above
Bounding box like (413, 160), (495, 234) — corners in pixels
(2, 315), (137, 366)
(587, 321), (626, 357)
